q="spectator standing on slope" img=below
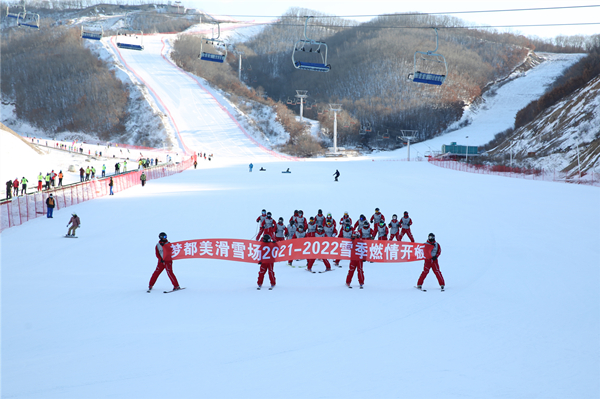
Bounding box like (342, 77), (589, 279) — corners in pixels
(416, 233), (445, 291)
(148, 232), (181, 293)
(58, 171), (63, 187)
(13, 178), (19, 196)
(6, 180), (13, 199)
(20, 177), (28, 195)
(79, 167), (85, 182)
(66, 213), (81, 237)
(249, 163), (253, 172)
(140, 172), (147, 187)
(257, 234), (276, 290)
(45, 173), (51, 190)
(399, 211), (415, 242)
(45, 194), (55, 218)
(109, 177), (114, 195)
(346, 231), (366, 288)
(102, 164), (106, 177)
(50, 170), (57, 187)
(37, 172), (43, 191)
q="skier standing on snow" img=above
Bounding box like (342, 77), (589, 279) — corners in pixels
(66, 213), (80, 236)
(335, 224), (355, 267)
(306, 226), (332, 272)
(257, 212), (276, 241)
(148, 232), (181, 293)
(339, 211), (352, 228)
(416, 233), (445, 291)
(286, 220), (297, 239)
(79, 167), (85, 182)
(274, 217), (288, 242)
(333, 169), (340, 181)
(354, 214), (367, 230)
(374, 221), (389, 240)
(294, 210), (308, 231)
(256, 209), (268, 225)
(370, 208), (385, 227)
(388, 214), (401, 241)
(399, 211), (415, 242)
(358, 221), (375, 239)
(5, 180), (12, 199)
(314, 209), (325, 226)
(109, 177), (114, 195)
(346, 232), (366, 288)
(249, 163), (253, 172)
(323, 219), (337, 238)
(307, 216), (318, 235)
(324, 212), (336, 229)
(140, 172), (147, 187)
(289, 210), (299, 224)
(257, 234), (276, 289)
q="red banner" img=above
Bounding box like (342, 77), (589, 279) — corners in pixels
(170, 237), (433, 263)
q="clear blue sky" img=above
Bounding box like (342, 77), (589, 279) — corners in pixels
(179, 0), (600, 39)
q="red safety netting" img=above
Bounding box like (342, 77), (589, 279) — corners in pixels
(0, 158), (194, 232)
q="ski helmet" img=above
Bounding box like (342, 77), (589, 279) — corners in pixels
(297, 225), (304, 231)
(298, 210), (303, 216)
(278, 217), (284, 223)
(290, 220), (295, 225)
(159, 232), (167, 240)
(379, 221), (385, 226)
(375, 207), (380, 213)
(363, 221), (369, 227)
(266, 212), (272, 217)
(404, 211), (409, 215)
(360, 214), (366, 220)
(318, 209), (322, 214)
(428, 233), (436, 242)
(262, 209), (266, 214)
(344, 225), (351, 231)
(392, 214), (397, 219)
(262, 234), (272, 243)
(317, 225), (324, 231)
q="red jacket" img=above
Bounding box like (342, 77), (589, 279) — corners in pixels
(155, 240), (173, 262)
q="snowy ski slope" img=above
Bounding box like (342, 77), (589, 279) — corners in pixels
(1, 35), (599, 399)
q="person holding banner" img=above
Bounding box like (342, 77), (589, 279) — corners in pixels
(306, 226), (332, 272)
(148, 232), (181, 292)
(416, 233), (445, 291)
(257, 234), (276, 289)
(334, 224), (355, 267)
(346, 232), (365, 288)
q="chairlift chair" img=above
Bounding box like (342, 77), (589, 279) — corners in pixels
(199, 22), (227, 63)
(17, 12), (40, 29)
(365, 123), (372, 133)
(81, 24), (103, 41)
(292, 17), (331, 72)
(286, 97), (293, 105)
(6, 5), (24, 20)
(407, 28), (447, 86)
(382, 132), (390, 139)
(116, 30), (144, 51)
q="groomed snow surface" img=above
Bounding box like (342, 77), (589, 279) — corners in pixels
(2, 34), (599, 399)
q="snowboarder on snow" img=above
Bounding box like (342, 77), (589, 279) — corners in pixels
(257, 234), (276, 289)
(66, 213), (80, 236)
(416, 233), (445, 291)
(333, 169), (340, 181)
(148, 232), (181, 292)
(249, 163), (253, 172)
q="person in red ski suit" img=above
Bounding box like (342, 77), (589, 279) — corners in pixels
(273, 217), (289, 242)
(294, 210), (308, 231)
(257, 234), (276, 289)
(388, 214), (401, 241)
(306, 216), (318, 235)
(335, 223), (354, 266)
(354, 214), (367, 230)
(288, 225), (307, 266)
(257, 212), (276, 240)
(346, 231), (365, 288)
(289, 210), (299, 224)
(358, 221), (375, 239)
(306, 226), (332, 272)
(374, 221), (388, 240)
(417, 233), (445, 290)
(314, 209), (325, 226)
(323, 219), (337, 238)
(339, 211), (352, 229)
(256, 209), (267, 224)
(148, 232), (180, 292)
(324, 212), (336, 229)
(399, 211), (415, 242)
(370, 207), (385, 227)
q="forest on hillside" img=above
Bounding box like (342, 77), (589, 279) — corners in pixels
(235, 9), (538, 148)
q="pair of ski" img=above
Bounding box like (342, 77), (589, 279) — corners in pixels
(307, 268), (335, 274)
(347, 285), (363, 289)
(147, 288), (186, 294)
(257, 286), (274, 290)
(414, 286), (445, 292)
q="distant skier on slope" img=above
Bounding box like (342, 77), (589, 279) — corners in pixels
(416, 233), (445, 291)
(333, 169), (340, 181)
(148, 232), (181, 293)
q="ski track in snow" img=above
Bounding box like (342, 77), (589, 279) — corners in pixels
(1, 40), (599, 399)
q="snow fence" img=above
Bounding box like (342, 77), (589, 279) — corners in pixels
(0, 158), (193, 232)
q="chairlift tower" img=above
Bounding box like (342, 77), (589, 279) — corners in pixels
(295, 90), (308, 122)
(400, 130), (418, 161)
(329, 104), (343, 154)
